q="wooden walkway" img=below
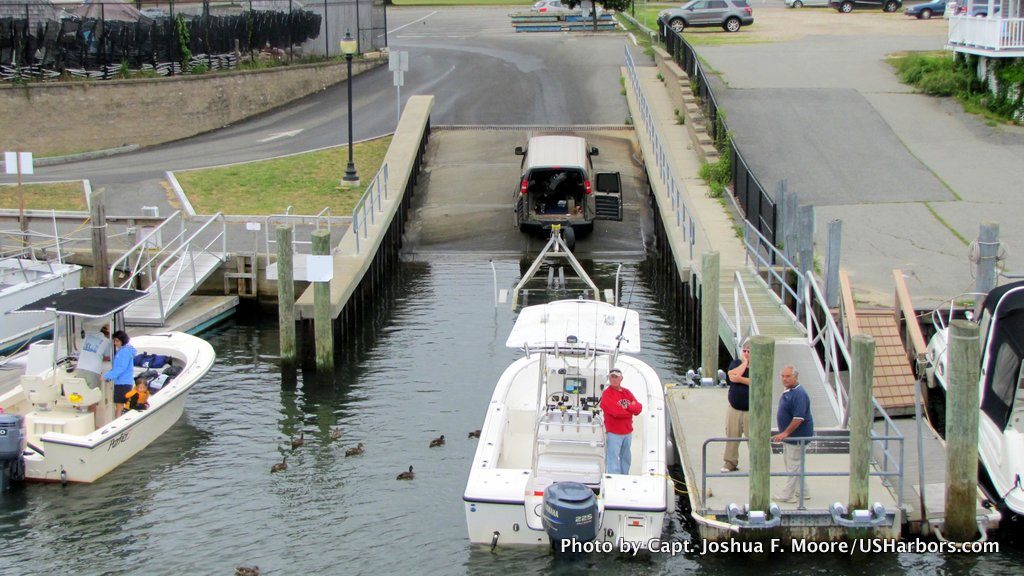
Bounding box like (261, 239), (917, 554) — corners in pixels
(839, 270), (919, 415)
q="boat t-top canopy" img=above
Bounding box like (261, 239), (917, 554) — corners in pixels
(506, 299), (641, 353)
(12, 287), (148, 319)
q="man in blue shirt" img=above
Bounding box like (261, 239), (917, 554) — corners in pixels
(772, 365), (814, 503)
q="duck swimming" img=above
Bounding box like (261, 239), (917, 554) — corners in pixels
(429, 435), (445, 448)
(396, 465), (415, 480)
(345, 443), (364, 457)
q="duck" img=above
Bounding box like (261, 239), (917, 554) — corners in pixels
(468, 430), (481, 439)
(271, 456), (287, 473)
(429, 434), (445, 448)
(396, 465), (415, 480)
(235, 566), (260, 576)
(329, 427), (342, 441)
(290, 430), (304, 450)
(345, 443), (364, 457)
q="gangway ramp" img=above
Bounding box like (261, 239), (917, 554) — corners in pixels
(110, 212), (228, 326)
(839, 270), (917, 415)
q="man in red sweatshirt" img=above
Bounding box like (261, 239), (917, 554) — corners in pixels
(600, 367), (643, 475)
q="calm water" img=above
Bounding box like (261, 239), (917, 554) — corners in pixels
(2, 258), (1023, 575)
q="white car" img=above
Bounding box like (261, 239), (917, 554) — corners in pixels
(785, 0), (830, 7)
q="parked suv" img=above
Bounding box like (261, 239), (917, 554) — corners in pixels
(829, 0), (902, 12)
(513, 135), (622, 250)
(659, 0), (754, 33)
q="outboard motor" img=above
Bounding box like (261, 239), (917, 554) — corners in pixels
(0, 414), (26, 492)
(542, 481), (598, 550)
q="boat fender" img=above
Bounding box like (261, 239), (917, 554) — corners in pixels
(59, 467), (67, 487)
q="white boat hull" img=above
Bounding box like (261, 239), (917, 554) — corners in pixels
(0, 332), (214, 483)
(465, 306), (671, 549)
(0, 259), (81, 354)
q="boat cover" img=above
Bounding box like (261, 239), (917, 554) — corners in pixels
(11, 287), (148, 318)
(506, 299), (641, 353)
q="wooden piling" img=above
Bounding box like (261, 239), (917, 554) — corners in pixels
(700, 251), (720, 377)
(824, 219), (842, 308)
(89, 189), (109, 287)
(797, 205), (815, 280)
(312, 229), (334, 373)
(976, 221), (999, 296)
(276, 225), (296, 367)
(849, 333), (876, 511)
(748, 335), (775, 513)
(945, 319), (981, 541)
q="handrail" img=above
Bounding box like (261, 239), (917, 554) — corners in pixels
(892, 269), (928, 362)
(151, 212), (227, 324)
(732, 270), (759, 354)
(804, 272), (852, 426)
(351, 163), (389, 255)
(701, 433), (904, 511)
(930, 291), (987, 334)
(839, 269), (860, 338)
(742, 219), (803, 319)
(262, 208), (334, 268)
(109, 210), (185, 288)
(624, 45), (700, 264)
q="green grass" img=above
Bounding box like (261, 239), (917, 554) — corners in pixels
(175, 137), (392, 215)
(0, 182), (86, 211)
(923, 202), (969, 246)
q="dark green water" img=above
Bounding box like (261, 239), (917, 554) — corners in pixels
(1, 258), (1022, 575)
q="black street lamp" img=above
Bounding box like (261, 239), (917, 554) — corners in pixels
(341, 30), (359, 186)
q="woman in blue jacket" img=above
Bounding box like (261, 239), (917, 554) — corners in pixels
(104, 330), (137, 417)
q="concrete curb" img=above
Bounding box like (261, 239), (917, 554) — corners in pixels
(165, 171), (196, 217)
(0, 145), (140, 171)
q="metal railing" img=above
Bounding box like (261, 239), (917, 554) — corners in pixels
(109, 210), (186, 289)
(659, 22), (777, 244)
(731, 270), (759, 353)
(263, 206), (333, 268)
(624, 45), (698, 261)
(701, 433), (904, 511)
(804, 272), (852, 425)
(351, 163), (389, 255)
(948, 15), (1024, 51)
(149, 212), (227, 324)
(742, 219), (804, 322)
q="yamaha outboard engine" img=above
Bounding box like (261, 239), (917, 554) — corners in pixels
(542, 482), (598, 550)
(0, 414), (25, 492)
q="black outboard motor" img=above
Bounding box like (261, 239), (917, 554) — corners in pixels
(0, 414), (25, 492)
(542, 481), (598, 550)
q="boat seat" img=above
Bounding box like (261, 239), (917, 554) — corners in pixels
(23, 375), (59, 406)
(62, 377), (101, 407)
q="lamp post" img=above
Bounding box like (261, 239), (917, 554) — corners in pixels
(340, 30), (359, 186)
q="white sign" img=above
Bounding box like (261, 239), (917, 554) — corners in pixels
(246, 222), (262, 231)
(4, 151), (33, 175)
(306, 254), (334, 282)
(388, 50), (408, 72)
(393, 69), (405, 88)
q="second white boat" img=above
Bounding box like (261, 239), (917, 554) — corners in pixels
(464, 299), (670, 550)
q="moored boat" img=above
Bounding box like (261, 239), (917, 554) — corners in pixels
(0, 288), (215, 486)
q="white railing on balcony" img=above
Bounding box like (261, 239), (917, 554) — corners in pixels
(948, 15), (1024, 52)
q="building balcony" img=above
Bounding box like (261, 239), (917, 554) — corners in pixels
(948, 15), (1024, 57)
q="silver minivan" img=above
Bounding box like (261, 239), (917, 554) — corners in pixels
(513, 135), (622, 249)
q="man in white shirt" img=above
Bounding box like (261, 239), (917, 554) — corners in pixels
(76, 324), (111, 389)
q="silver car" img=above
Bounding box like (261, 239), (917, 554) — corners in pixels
(659, 0), (754, 33)
(785, 0), (829, 7)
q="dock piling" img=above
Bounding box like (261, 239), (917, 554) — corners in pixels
(276, 225), (296, 367)
(824, 219), (842, 308)
(89, 189), (109, 287)
(945, 319), (981, 541)
(797, 205), (815, 281)
(312, 229), (334, 373)
(748, 335), (775, 513)
(849, 333), (876, 511)
(976, 221), (1000, 296)
(700, 251), (720, 377)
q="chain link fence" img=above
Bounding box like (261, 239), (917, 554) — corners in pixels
(0, 0), (387, 81)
